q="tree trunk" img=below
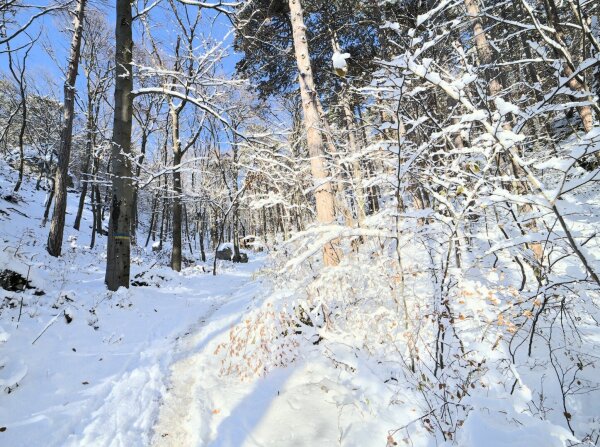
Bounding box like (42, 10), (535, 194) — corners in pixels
(93, 183), (103, 234)
(330, 34), (366, 225)
(288, 0), (340, 266)
(47, 0), (87, 257)
(341, 93), (367, 225)
(158, 204), (165, 249)
(73, 152), (91, 231)
(184, 204), (193, 255)
(8, 45), (28, 193)
(145, 194), (158, 247)
(42, 180), (56, 227)
(542, 0), (595, 133)
(170, 107), (183, 272)
(356, 106), (380, 214)
(131, 131), (148, 245)
(90, 177), (98, 249)
(105, 0), (134, 291)
(199, 224), (206, 262)
(73, 96), (94, 231)
(13, 98), (26, 193)
(464, 0), (504, 97)
(232, 140), (242, 262)
(261, 203), (268, 246)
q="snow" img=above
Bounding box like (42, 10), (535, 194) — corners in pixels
(0, 163), (265, 445)
(1, 163), (413, 446)
(4, 0), (600, 443)
(1, 135), (600, 447)
(332, 51), (350, 71)
(494, 97), (521, 116)
(416, 0), (453, 27)
(454, 408), (575, 447)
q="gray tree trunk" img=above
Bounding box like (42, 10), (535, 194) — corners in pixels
(105, 0), (134, 290)
(170, 107), (183, 272)
(47, 0), (87, 256)
(131, 131), (147, 245)
(73, 94), (94, 231)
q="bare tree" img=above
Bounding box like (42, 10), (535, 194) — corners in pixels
(5, 39), (35, 192)
(73, 11), (112, 233)
(105, 0), (134, 290)
(47, 0), (87, 256)
(287, 0), (340, 266)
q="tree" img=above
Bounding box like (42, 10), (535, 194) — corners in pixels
(287, 0), (340, 266)
(133, 0), (240, 272)
(5, 39), (35, 192)
(234, 0), (385, 103)
(73, 12), (113, 233)
(1, 0), (68, 47)
(105, 0), (134, 290)
(47, 0), (87, 257)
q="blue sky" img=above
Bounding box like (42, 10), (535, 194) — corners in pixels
(1, 1), (240, 97)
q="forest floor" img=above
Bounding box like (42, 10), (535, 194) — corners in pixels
(0, 164), (259, 445)
(0, 165), (368, 446)
(1, 163), (586, 447)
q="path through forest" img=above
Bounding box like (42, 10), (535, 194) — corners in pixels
(67, 260), (263, 447)
(0, 168), (271, 446)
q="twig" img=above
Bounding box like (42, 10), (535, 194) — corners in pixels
(31, 312), (61, 345)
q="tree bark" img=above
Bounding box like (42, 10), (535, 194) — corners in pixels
(288, 0), (340, 266)
(464, 0), (504, 98)
(13, 93), (26, 193)
(105, 0), (134, 290)
(341, 93), (367, 225)
(74, 92), (94, 231)
(541, 0), (595, 133)
(47, 0), (87, 256)
(7, 43), (29, 193)
(170, 107), (183, 272)
(90, 179), (98, 249)
(131, 131), (148, 244)
(145, 194), (158, 247)
(199, 211), (206, 262)
(42, 179), (55, 227)
(73, 152), (91, 231)
(184, 203), (193, 254)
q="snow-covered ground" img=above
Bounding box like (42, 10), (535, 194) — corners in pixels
(0, 165), (268, 446)
(1, 161), (598, 447)
(0, 164), (414, 447)
(0, 164), (401, 447)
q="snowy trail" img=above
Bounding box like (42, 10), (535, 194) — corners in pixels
(0, 250), (263, 447)
(0, 165), (270, 447)
(147, 273), (366, 447)
(150, 284), (258, 447)
(63, 262), (262, 447)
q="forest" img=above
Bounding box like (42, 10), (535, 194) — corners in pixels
(0, 0), (599, 445)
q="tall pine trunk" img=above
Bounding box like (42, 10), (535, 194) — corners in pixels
(288, 0), (340, 266)
(105, 0), (134, 290)
(47, 0), (87, 256)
